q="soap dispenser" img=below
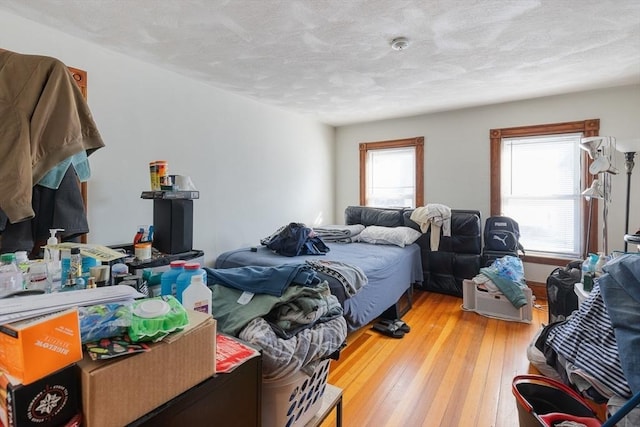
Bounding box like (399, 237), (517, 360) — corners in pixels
(44, 228), (64, 273)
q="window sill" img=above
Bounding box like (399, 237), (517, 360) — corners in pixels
(522, 253), (581, 266)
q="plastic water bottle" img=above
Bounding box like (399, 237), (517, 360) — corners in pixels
(0, 253), (24, 293)
(182, 274), (212, 315)
(175, 262), (206, 304)
(160, 260), (186, 297)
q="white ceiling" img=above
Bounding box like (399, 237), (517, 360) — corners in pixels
(2, 0), (639, 126)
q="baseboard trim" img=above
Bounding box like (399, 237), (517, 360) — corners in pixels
(527, 280), (547, 302)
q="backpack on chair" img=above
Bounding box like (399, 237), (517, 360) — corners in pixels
(483, 216), (525, 255)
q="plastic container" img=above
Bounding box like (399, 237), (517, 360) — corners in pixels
(149, 161), (158, 191)
(182, 275), (212, 315)
(134, 242), (152, 261)
(26, 261), (52, 293)
(14, 250), (29, 271)
(0, 253), (23, 293)
(160, 260), (186, 297)
(175, 262), (206, 304)
(70, 247), (82, 282)
(128, 295), (189, 342)
(262, 359), (330, 427)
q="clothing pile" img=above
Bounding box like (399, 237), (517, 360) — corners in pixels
(409, 203), (451, 251)
(528, 254), (640, 425)
(261, 223), (329, 257)
(470, 255), (528, 308)
(206, 264), (347, 380)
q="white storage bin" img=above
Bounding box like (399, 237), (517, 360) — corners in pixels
(462, 279), (533, 323)
(262, 359), (331, 427)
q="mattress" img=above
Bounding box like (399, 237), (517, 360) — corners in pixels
(214, 242), (423, 331)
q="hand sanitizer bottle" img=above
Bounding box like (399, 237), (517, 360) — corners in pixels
(44, 228), (64, 280)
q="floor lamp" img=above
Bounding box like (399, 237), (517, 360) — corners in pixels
(580, 136), (617, 256)
(581, 179), (604, 258)
(616, 138), (640, 251)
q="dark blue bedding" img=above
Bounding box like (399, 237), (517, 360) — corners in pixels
(214, 242), (423, 331)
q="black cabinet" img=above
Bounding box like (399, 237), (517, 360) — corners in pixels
(128, 354), (262, 427)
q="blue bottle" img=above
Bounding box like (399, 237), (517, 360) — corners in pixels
(160, 260), (186, 297)
(175, 262), (206, 304)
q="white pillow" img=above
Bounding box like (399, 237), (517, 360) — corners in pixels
(355, 226), (422, 247)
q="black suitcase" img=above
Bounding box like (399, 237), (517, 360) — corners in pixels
(546, 260), (582, 323)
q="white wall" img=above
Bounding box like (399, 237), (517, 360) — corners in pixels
(336, 86), (640, 282)
(1, 10), (335, 266)
(3, 9), (638, 282)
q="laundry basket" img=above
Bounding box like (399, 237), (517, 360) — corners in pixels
(512, 375), (602, 427)
(262, 359), (331, 427)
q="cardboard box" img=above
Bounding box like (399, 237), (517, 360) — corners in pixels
(0, 308), (82, 385)
(0, 364), (81, 427)
(77, 310), (216, 427)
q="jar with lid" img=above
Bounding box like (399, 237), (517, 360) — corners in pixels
(69, 247), (83, 285)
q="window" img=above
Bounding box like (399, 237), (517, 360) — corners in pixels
(490, 119), (600, 265)
(360, 137), (424, 208)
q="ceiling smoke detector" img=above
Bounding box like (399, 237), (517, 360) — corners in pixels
(391, 37), (410, 51)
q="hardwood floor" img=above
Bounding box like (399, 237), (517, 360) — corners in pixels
(319, 288), (548, 427)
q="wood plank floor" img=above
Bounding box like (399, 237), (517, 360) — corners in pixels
(319, 288), (548, 427)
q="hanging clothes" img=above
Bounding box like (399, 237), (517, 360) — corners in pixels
(0, 49), (105, 225)
(0, 166), (89, 253)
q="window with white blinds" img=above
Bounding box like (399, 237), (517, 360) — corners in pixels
(501, 133), (583, 257)
(366, 147), (416, 208)
(359, 136), (424, 209)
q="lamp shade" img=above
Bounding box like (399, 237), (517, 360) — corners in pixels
(589, 156), (619, 175)
(580, 136), (605, 159)
(616, 138), (640, 153)
(582, 179), (604, 200)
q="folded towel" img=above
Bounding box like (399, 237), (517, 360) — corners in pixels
(313, 224), (365, 242)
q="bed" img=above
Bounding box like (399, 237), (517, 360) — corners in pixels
(214, 239), (423, 332)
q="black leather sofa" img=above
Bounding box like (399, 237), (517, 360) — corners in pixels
(344, 206), (482, 297)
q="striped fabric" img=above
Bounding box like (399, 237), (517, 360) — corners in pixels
(546, 282), (632, 398)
